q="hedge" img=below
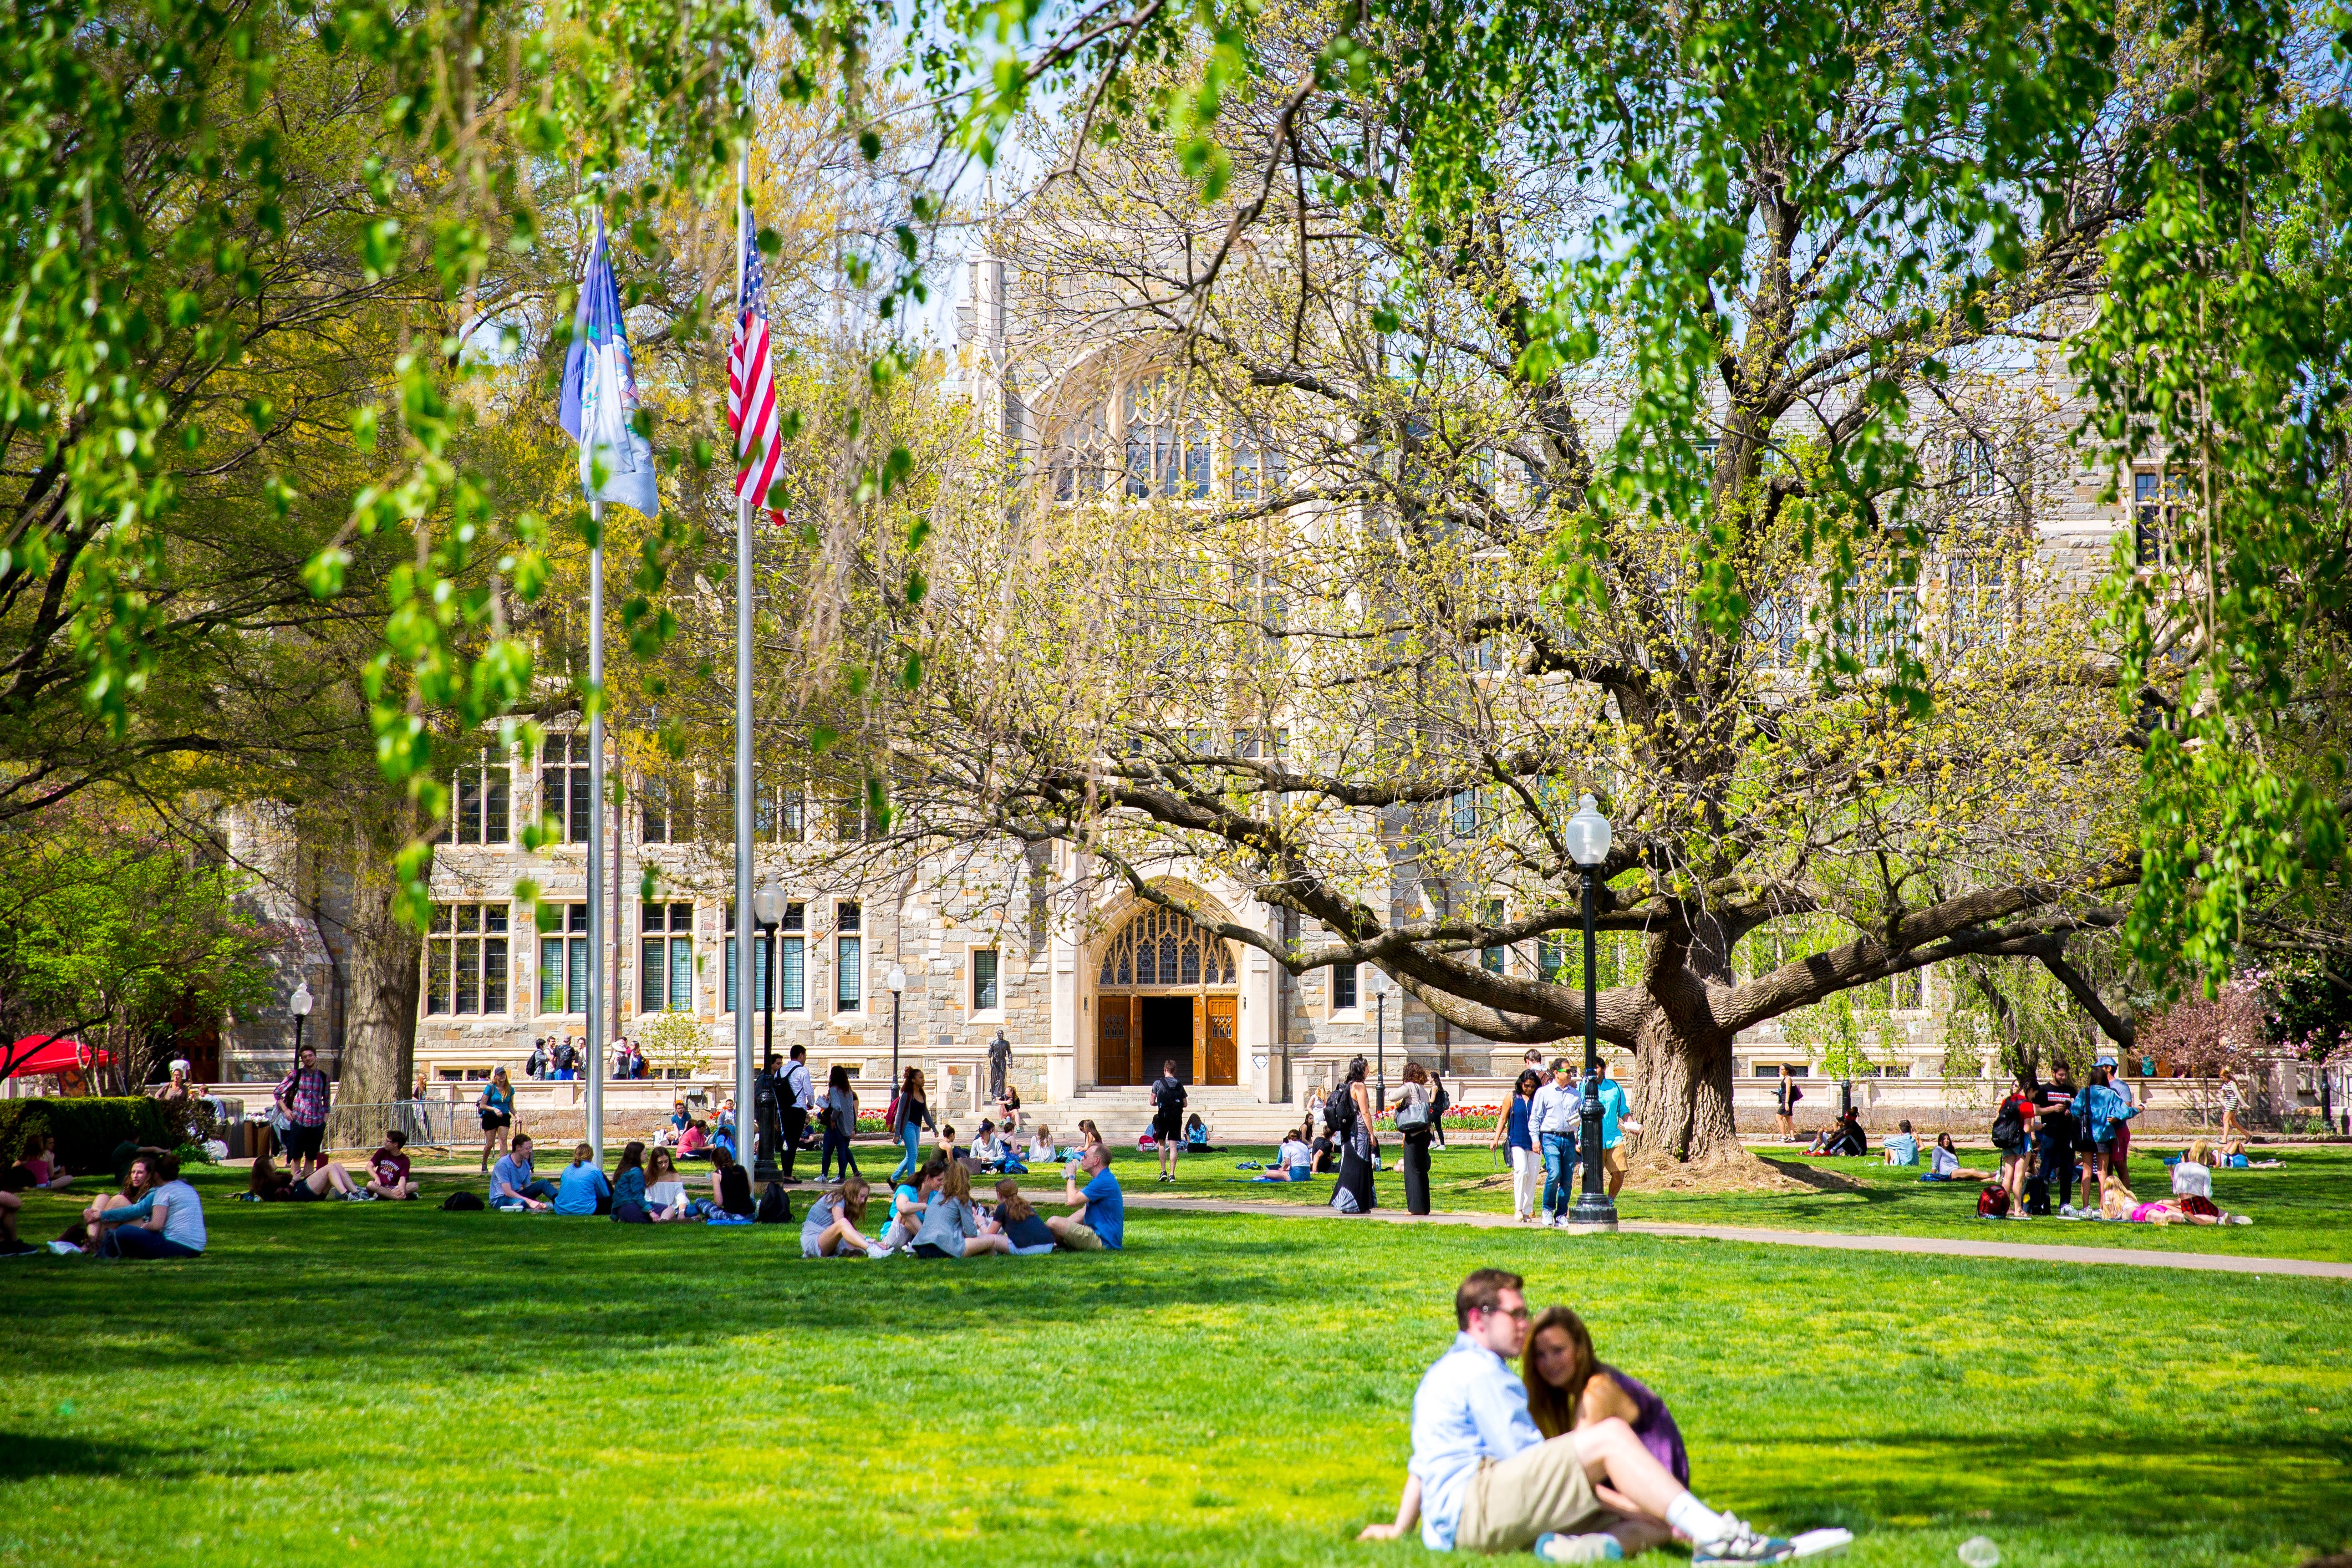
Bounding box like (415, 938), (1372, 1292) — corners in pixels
(0, 1097), (182, 1176)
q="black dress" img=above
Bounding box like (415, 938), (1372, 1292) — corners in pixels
(1331, 1086), (1376, 1213)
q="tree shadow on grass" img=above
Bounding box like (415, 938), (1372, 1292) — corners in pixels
(0, 1430), (297, 1484)
(1753, 1429), (2352, 1557)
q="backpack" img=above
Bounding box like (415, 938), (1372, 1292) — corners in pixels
(1432, 1085), (1450, 1116)
(1977, 1184), (2011, 1218)
(1155, 1077), (1187, 1114)
(1326, 1082), (1356, 1134)
(1990, 1099), (2027, 1151)
(756, 1180), (792, 1224)
(441, 1190), (485, 1211)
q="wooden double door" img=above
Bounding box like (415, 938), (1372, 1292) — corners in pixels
(1097, 994), (1238, 1087)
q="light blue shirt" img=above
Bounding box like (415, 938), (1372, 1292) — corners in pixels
(151, 1179), (207, 1252)
(1530, 1082), (1579, 1138)
(1595, 1077), (1631, 1148)
(1884, 1132), (1920, 1167)
(1409, 1333), (1545, 1550)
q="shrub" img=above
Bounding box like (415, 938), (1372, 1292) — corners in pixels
(0, 1097), (182, 1175)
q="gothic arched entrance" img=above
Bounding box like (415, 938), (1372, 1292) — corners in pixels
(1094, 904), (1239, 1087)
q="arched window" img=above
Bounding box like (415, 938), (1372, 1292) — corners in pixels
(1098, 905), (1237, 987)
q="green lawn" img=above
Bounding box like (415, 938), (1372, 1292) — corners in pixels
(5, 1169), (2350, 1568)
(1121, 1140), (2352, 1262)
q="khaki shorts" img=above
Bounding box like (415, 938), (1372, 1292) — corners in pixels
(1057, 1221), (1105, 1252)
(1454, 1437), (1606, 1554)
(1602, 1145), (1627, 1179)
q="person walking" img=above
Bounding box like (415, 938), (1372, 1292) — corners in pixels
(274, 1043), (332, 1180)
(1531, 1058), (1579, 1228)
(1328, 1055), (1378, 1214)
(1149, 1058), (1188, 1184)
(2219, 1068), (2246, 1142)
(1773, 1065), (1800, 1141)
(1394, 1061), (1436, 1215)
(1489, 1068), (1542, 1222)
(821, 1063), (861, 1180)
(476, 1067), (515, 1174)
(779, 1044), (814, 1183)
(891, 1068), (935, 1184)
(754, 1052), (786, 1175)
(526, 1038), (548, 1080)
(1429, 1068), (1451, 1149)
(1591, 1059), (1641, 1199)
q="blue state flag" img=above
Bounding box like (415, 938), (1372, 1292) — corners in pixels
(558, 214), (660, 519)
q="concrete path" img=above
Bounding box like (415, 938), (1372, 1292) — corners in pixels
(1093, 1193), (2352, 1280)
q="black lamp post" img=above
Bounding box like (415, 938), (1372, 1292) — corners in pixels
(1565, 794), (1618, 1231)
(1367, 966), (1391, 1116)
(887, 962), (907, 1087)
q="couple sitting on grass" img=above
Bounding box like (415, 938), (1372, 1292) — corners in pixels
(1361, 1269), (1845, 1564)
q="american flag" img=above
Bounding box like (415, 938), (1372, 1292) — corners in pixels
(726, 213), (787, 527)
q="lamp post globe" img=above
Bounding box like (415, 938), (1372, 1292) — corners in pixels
(886, 963), (908, 1086)
(289, 979), (314, 1057)
(1565, 795), (1618, 1231)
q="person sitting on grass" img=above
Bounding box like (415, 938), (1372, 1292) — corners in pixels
(1808, 1108), (1866, 1158)
(1920, 1133), (1995, 1184)
(1044, 1141), (1123, 1252)
(11, 1133), (74, 1192)
(801, 1174), (879, 1257)
(1312, 1126), (1342, 1175)
(489, 1134), (555, 1211)
(1524, 1307), (1689, 1489)
(1026, 1124), (1056, 1165)
(1256, 1127), (1316, 1183)
(936, 1123), (965, 1163)
(0, 1188), (27, 1256)
(250, 1150), (369, 1202)
(992, 1178), (1058, 1256)
(710, 1147), (755, 1220)
(367, 1129), (419, 1200)
(2098, 1172), (2250, 1226)
(1185, 1112), (1220, 1153)
(1076, 1119), (1106, 1162)
(644, 1148), (699, 1222)
(1357, 1268), (1824, 1564)
(909, 1159), (1015, 1258)
(971, 1121), (1007, 1170)
(676, 1119), (711, 1159)
(609, 1142), (649, 1220)
(79, 1159), (157, 1246)
(552, 1142), (612, 1215)
(94, 1152), (207, 1260)
(1881, 1122), (1920, 1168)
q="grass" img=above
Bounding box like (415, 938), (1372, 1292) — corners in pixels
(5, 1167), (2351, 1568)
(1123, 1140), (2352, 1263)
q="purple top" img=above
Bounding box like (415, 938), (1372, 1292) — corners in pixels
(1602, 1363), (1689, 1485)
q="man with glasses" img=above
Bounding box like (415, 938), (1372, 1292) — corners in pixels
(1530, 1060), (1581, 1228)
(1358, 1268), (1826, 1563)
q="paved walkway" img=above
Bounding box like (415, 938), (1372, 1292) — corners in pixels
(1093, 1193), (2352, 1280)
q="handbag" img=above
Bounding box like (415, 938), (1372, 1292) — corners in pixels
(1393, 1092), (1429, 1133)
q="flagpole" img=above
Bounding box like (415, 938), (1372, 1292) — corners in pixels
(732, 144), (757, 1176)
(588, 497), (606, 1161)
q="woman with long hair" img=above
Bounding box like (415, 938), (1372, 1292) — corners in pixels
(644, 1147), (697, 1221)
(892, 1067), (934, 1183)
(1489, 1068), (1544, 1222)
(609, 1141), (648, 1220)
(1330, 1056), (1377, 1214)
(1393, 1061), (1435, 1215)
(822, 1063), (861, 1180)
(991, 1177), (1057, 1255)
(1521, 1306), (1684, 1552)
(908, 1158), (1013, 1258)
(476, 1066), (516, 1174)
(801, 1172), (878, 1256)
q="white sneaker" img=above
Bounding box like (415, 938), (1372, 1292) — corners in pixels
(1693, 1519), (1798, 1563)
(1534, 1533), (1624, 1562)
(2229, 1214), (2254, 1225)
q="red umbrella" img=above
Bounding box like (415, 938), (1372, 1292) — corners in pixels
(4, 1035), (111, 1078)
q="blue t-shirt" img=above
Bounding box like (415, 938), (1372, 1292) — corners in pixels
(1506, 1097), (1534, 1151)
(1884, 1132), (1920, 1167)
(1080, 1169), (1124, 1250)
(152, 1179), (207, 1252)
(552, 1163), (610, 1215)
(1596, 1078), (1631, 1148)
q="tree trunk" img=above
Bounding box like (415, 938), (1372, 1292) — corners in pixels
(1625, 1003), (1741, 1163)
(338, 854), (419, 1109)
